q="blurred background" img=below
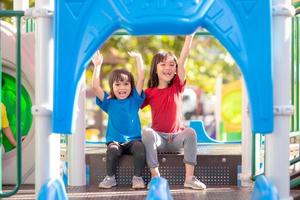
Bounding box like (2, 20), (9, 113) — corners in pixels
(84, 34), (242, 143)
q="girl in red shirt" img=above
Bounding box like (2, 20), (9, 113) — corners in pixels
(142, 35), (206, 190)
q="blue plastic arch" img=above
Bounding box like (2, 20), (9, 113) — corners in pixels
(54, 0), (273, 134)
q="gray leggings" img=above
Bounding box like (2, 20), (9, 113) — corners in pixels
(142, 127), (197, 168)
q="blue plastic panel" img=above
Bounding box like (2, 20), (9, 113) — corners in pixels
(54, 0), (273, 134)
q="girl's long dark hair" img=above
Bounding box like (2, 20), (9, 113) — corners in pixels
(147, 51), (178, 88)
(109, 68), (135, 99)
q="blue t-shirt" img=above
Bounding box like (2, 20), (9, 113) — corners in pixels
(96, 88), (145, 143)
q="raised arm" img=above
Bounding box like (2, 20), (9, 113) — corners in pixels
(128, 51), (145, 95)
(177, 34), (195, 83)
(92, 51), (105, 101)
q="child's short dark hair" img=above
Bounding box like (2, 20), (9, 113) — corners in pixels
(109, 69), (135, 99)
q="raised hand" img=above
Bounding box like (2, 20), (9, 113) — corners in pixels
(92, 50), (103, 67)
(128, 51), (142, 60)
(177, 34), (194, 83)
(128, 51), (145, 95)
(92, 50), (104, 101)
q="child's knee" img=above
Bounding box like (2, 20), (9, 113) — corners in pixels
(142, 128), (156, 143)
(185, 127), (197, 140)
(107, 144), (121, 157)
(134, 149), (146, 160)
(132, 141), (145, 152)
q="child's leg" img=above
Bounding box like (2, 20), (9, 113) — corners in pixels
(142, 128), (167, 168)
(124, 140), (146, 189)
(106, 142), (122, 176)
(170, 128), (197, 174)
(142, 128), (166, 177)
(170, 128), (205, 189)
(125, 140), (146, 176)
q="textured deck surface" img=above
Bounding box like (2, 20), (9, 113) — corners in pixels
(3, 185), (300, 200)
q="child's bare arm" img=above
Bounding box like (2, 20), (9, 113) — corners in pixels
(177, 34), (194, 83)
(2, 127), (17, 147)
(128, 51), (145, 95)
(91, 51), (105, 101)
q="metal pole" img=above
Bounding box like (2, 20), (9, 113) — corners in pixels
(67, 74), (86, 186)
(32, 0), (60, 193)
(265, 1), (294, 199)
(241, 79), (253, 187)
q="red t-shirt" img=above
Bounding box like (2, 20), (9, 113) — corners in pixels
(142, 75), (186, 133)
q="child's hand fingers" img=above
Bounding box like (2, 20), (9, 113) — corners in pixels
(92, 52), (103, 65)
(128, 51), (141, 58)
(128, 51), (134, 57)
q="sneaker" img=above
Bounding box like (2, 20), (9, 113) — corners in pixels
(99, 175), (117, 188)
(132, 176), (146, 189)
(184, 176), (206, 190)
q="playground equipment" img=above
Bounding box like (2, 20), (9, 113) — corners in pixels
(221, 80), (242, 134)
(0, 21), (35, 184)
(0, 0), (295, 199)
(215, 79), (242, 142)
(37, 178), (68, 200)
(52, 1), (292, 199)
(146, 177), (173, 200)
(53, 0), (273, 134)
(251, 175), (279, 200)
(190, 120), (240, 144)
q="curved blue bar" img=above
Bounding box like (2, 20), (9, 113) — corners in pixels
(189, 120), (241, 144)
(54, 0), (273, 134)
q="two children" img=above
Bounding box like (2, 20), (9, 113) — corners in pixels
(92, 35), (205, 190)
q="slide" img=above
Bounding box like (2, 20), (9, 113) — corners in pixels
(1, 20), (35, 184)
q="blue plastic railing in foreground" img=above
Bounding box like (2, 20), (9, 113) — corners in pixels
(251, 175), (279, 200)
(146, 177), (173, 200)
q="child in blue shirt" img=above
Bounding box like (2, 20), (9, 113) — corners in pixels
(92, 51), (146, 189)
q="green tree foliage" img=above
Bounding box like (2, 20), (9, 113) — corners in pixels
(1, 0), (34, 9)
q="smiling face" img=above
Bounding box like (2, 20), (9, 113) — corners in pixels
(147, 52), (178, 88)
(112, 79), (131, 99)
(109, 69), (135, 99)
(156, 55), (177, 86)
